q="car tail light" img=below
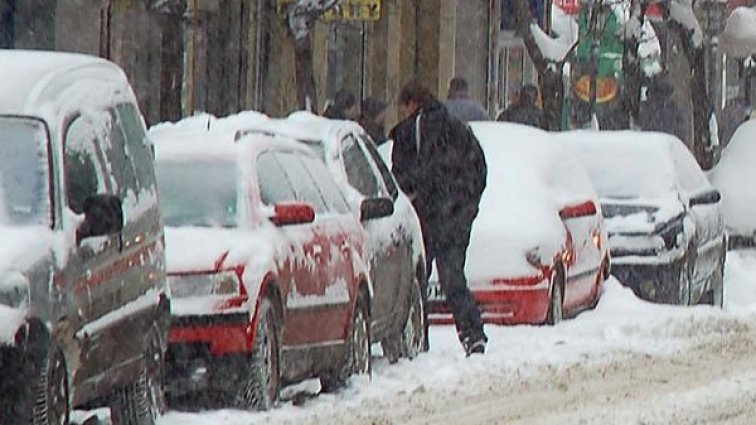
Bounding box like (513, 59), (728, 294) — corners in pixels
(591, 229), (602, 250)
(559, 201), (597, 220)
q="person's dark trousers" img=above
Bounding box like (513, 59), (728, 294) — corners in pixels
(424, 215), (486, 346)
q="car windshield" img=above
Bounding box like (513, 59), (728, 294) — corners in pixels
(0, 116), (51, 227)
(574, 145), (676, 199)
(156, 160), (238, 227)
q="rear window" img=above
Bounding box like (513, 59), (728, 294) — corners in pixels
(156, 160), (238, 227)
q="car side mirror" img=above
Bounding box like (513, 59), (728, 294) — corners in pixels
(689, 190), (721, 207)
(77, 194), (124, 243)
(270, 202), (315, 226)
(361, 197), (394, 221)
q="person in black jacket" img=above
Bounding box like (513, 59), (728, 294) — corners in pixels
(359, 97), (389, 145)
(389, 80), (488, 356)
(496, 84), (545, 129)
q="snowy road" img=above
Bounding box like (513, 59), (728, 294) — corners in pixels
(153, 250), (756, 425)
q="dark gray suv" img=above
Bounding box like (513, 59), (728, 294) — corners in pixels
(0, 51), (169, 425)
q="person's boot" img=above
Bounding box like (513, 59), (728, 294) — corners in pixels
(460, 331), (488, 356)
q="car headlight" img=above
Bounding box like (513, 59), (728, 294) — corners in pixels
(0, 272), (30, 310)
(168, 271), (241, 298)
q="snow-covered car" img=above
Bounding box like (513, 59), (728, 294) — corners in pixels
(154, 129), (377, 410)
(236, 112), (428, 360)
(559, 131), (726, 306)
(424, 123), (609, 325)
(710, 120), (756, 248)
(0, 51), (169, 423)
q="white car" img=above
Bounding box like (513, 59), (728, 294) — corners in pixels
(710, 120), (756, 248)
(559, 131), (726, 306)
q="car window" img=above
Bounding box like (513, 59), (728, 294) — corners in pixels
(361, 134), (399, 200)
(670, 141), (709, 195)
(102, 110), (140, 201)
(115, 103), (156, 192)
(274, 151), (328, 213)
(64, 115), (110, 214)
(297, 152), (351, 214)
(342, 134), (385, 197)
(256, 151), (296, 206)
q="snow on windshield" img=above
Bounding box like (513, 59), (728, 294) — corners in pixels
(156, 160), (239, 228)
(0, 116), (50, 226)
(557, 131), (677, 199)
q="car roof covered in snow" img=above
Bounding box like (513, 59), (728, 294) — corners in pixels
(553, 130), (710, 199)
(0, 50), (135, 116)
(153, 117), (313, 163)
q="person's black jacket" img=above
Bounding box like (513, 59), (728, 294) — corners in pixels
(496, 103), (544, 129)
(389, 101), (487, 240)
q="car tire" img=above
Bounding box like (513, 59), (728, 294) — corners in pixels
(32, 345), (69, 425)
(109, 328), (165, 425)
(678, 255), (694, 306)
(545, 265), (564, 325)
(321, 292), (371, 393)
(235, 297), (281, 411)
(400, 274), (427, 360)
(701, 249), (725, 308)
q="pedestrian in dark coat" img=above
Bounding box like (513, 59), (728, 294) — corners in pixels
(323, 89), (359, 120)
(359, 97), (389, 145)
(444, 77), (489, 123)
(639, 79), (687, 144)
(389, 80), (488, 356)
(496, 85), (545, 129)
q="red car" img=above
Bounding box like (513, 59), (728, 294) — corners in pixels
(154, 131), (386, 409)
(426, 123), (610, 325)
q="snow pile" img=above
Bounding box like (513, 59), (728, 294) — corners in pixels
(709, 120), (756, 235)
(721, 7), (756, 58)
(668, 0), (704, 48)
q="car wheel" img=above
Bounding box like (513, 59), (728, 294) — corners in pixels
(678, 256), (693, 306)
(700, 250), (725, 308)
(235, 297), (281, 410)
(400, 275), (427, 360)
(32, 346), (69, 425)
(545, 266), (564, 325)
(321, 293), (371, 393)
(110, 328), (165, 425)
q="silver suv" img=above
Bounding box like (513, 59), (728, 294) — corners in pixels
(0, 51), (169, 425)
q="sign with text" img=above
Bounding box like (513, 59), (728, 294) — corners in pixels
(277, 0), (381, 21)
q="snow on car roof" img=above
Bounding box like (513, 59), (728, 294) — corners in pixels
(152, 115), (311, 163)
(466, 122), (597, 280)
(710, 120), (756, 233)
(0, 50), (132, 115)
(554, 130), (681, 199)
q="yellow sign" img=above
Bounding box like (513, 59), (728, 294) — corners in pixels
(277, 0), (381, 22)
(323, 0), (381, 21)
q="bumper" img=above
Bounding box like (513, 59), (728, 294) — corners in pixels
(428, 280), (550, 326)
(611, 260), (685, 304)
(167, 312), (252, 396)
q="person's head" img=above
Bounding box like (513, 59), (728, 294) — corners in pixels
(360, 97), (388, 126)
(399, 80), (436, 119)
(327, 89), (359, 120)
(447, 77), (469, 100)
(519, 85), (539, 106)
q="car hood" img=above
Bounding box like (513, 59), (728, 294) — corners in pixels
(600, 197), (685, 235)
(165, 227), (276, 276)
(0, 226), (52, 274)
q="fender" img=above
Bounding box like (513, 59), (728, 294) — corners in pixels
(246, 272), (279, 347)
